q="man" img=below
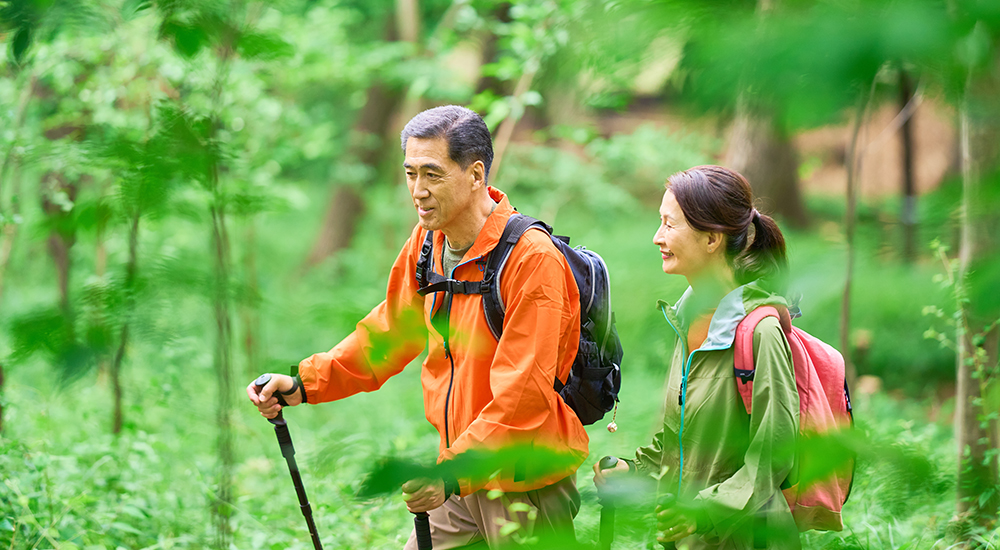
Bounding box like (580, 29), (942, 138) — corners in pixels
(248, 105), (588, 548)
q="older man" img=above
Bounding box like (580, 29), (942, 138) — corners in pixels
(248, 105), (587, 548)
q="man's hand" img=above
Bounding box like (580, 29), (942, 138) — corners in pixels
(655, 497), (699, 543)
(402, 477), (447, 513)
(246, 373), (302, 419)
(592, 457), (630, 490)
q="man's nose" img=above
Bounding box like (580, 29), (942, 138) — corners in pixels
(411, 176), (430, 199)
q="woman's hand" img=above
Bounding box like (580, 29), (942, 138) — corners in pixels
(655, 497), (699, 543)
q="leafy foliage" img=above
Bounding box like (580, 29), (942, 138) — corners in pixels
(1, 0), (999, 548)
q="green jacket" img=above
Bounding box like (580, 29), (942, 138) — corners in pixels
(635, 281), (801, 549)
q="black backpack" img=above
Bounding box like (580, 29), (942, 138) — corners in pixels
(415, 214), (623, 425)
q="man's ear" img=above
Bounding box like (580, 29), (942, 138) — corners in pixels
(469, 160), (486, 190)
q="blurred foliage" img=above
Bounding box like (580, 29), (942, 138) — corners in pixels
(1, 0), (999, 548)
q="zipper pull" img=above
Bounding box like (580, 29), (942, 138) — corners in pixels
(678, 390), (683, 407)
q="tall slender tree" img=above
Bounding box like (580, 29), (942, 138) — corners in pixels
(954, 67), (1000, 527)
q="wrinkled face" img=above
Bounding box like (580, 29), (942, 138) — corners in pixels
(404, 137), (481, 233)
(653, 190), (716, 279)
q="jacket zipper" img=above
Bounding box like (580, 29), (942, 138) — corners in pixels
(438, 251), (485, 449)
(659, 303), (733, 496)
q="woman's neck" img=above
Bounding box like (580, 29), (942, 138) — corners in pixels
(685, 266), (737, 310)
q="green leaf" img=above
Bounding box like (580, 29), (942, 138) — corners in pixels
(121, 0), (151, 20)
(507, 502), (532, 513)
(237, 31), (294, 61)
(498, 520), (520, 537)
(161, 21), (206, 59)
(11, 25), (32, 65)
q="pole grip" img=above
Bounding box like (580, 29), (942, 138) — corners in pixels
(253, 373), (285, 424)
(413, 511), (433, 550)
(598, 456), (619, 550)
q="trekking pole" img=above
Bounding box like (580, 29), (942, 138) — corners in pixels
(253, 374), (323, 550)
(598, 456), (620, 550)
(413, 511), (433, 550)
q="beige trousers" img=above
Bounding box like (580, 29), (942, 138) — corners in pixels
(403, 476), (580, 549)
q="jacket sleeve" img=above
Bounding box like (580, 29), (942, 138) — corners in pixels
(297, 229), (429, 404)
(440, 245), (586, 493)
(695, 316), (799, 539)
(634, 427), (668, 477)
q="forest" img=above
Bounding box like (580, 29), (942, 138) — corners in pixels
(1, 0), (999, 548)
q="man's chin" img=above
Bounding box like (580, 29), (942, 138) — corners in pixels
(417, 218), (439, 231)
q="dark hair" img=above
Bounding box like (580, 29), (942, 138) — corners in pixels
(400, 105), (494, 183)
(665, 165), (788, 290)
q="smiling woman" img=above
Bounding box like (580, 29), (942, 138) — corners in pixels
(593, 165), (800, 550)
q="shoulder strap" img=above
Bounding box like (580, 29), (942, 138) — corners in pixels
(415, 229), (491, 296)
(415, 230), (435, 290)
(733, 306), (782, 413)
(481, 214), (553, 340)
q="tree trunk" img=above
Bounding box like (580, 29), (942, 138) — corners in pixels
(474, 3), (513, 97)
(840, 95), (868, 387)
(0, 362), (5, 433)
(211, 203), (235, 550)
(242, 217), (261, 379)
(955, 77), (1000, 525)
(302, 29), (406, 268)
(724, 104), (809, 229)
(899, 70), (917, 263)
(110, 214), (140, 435)
(0, 74), (35, 306)
(0, 161), (23, 306)
(41, 171), (80, 319)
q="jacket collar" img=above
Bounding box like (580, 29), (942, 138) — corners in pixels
(657, 281), (788, 351)
(433, 186), (514, 263)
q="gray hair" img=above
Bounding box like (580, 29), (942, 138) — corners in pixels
(400, 105), (494, 183)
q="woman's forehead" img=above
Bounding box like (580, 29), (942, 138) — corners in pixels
(659, 191), (683, 218)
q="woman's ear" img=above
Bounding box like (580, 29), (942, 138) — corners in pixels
(706, 231), (725, 254)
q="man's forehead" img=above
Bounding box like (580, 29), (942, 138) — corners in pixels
(404, 136), (450, 158)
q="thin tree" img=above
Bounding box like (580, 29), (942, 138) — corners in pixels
(302, 5), (412, 268)
(899, 69), (918, 263)
(954, 67), (1000, 528)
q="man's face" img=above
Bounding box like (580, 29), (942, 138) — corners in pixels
(403, 137), (482, 233)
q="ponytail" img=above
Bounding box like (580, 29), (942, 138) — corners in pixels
(733, 210), (788, 292)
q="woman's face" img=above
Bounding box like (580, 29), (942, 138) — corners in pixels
(653, 190), (718, 279)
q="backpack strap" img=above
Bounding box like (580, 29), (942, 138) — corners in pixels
(480, 214), (552, 340)
(415, 230), (491, 296)
(733, 305), (789, 414)
(415, 230), (435, 290)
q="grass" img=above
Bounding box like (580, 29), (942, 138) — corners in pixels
(1, 343), (986, 549)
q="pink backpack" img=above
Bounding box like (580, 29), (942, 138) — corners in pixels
(734, 305), (854, 532)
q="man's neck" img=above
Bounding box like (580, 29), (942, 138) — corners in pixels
(442, 193), (497, 250)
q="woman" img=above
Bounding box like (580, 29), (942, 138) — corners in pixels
(595, 165), (800, 549)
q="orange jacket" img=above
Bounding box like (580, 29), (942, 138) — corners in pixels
(298, 187), (588, 495)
